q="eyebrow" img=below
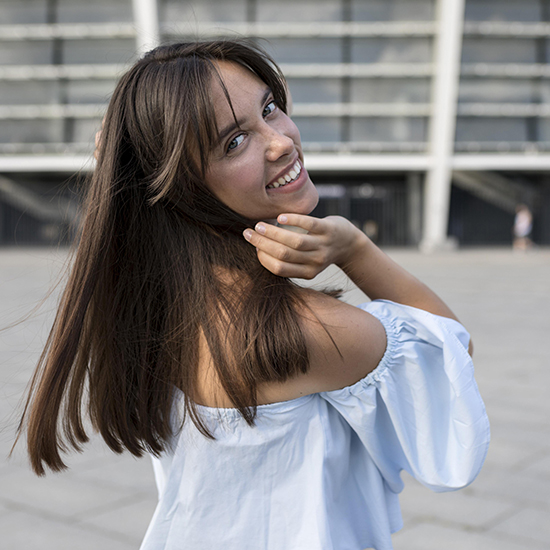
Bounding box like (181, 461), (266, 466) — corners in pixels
(217, 87), (273, 146)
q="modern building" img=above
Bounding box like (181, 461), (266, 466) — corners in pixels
(1, 0), (549, 247)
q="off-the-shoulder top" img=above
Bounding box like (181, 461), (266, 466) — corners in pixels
(140, 300), (490, 550)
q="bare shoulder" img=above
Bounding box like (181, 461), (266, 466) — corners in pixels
(297, 289), (387, 393)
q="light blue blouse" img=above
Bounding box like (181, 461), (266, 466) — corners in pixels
(140, 300), (490, 550)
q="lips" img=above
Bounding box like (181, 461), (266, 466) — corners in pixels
(266, 157), (302, 189)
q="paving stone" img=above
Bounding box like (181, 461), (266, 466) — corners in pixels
(2, 247), (550, 550)
(0, 510), (134, 550)
(80, 495), (158, 546)
(69, 450), (158, 495)
(1, 466), (143, 521)
(490, 507), (550, 546)
(399, 473), (515, 529)
(470, 465), (550, 506)
(520, 451), (550, 479)
(392, 522), (544, 550)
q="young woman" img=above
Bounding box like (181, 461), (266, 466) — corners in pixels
(18, 39), (489, 550)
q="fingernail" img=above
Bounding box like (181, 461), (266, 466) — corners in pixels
(255, 223), (266, 234)
(278, 215), (288, 224)
(243, 229), (253, 240)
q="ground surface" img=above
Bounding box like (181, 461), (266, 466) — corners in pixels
(1, 246), (549, 549)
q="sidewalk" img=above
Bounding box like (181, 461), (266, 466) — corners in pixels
(1, 247), (549, 549)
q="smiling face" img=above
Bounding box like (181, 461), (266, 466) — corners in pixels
(204, 61), (318, 222)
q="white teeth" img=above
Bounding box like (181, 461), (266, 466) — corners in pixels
(267, 160), (303, 189)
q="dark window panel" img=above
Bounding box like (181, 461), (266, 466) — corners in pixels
(0, 41), (54, 65)
(256, 0), (342, 22)
(455, 117), (528, 141)
(351, 38), (432, 64)
(263, 38), (343, 64)
(458, 79), (534, 103)
(286, 78), (342, 104)
(462, 38), (537, 64)
(0, 0), (48, 24)
(464, 0), (542, 22)
(351, 0), (435, 22)
(63, 39), (137, 64)
(161, 0), (247, 24)
(56, 0), (133, 24)
(293, 117), (341, 142)
(0, 120), (64, 143)
(349, 117), (427, 142)
(0, 81), (61, 105)
(351, 78), (431, 103)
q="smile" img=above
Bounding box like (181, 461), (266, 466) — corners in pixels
(266, 160), (302, 189)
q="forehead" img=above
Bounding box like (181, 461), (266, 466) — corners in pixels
(210, 61), (267, 117)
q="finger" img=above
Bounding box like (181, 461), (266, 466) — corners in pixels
(254, 222), (317, 252)
(277, 213), (324, 234)
(243, 228), (317, 264)
(256, 250), (319, 280)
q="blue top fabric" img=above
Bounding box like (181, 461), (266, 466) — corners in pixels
(140, 300), (490, 550)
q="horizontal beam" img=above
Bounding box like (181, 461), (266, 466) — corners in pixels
(4, 20), (550, 43)
(162, 21), (437, 38)
(2, 153), (550, 173)
(463, 21), (550, 37)
(0, 23), (135, 41)
(6, 101), (550, 120)
(0, 64), (125, 81)
(6, 62), (550, 82)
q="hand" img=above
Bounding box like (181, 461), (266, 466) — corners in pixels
(243, 213), (364, 279)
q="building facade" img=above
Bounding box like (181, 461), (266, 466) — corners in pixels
(1, 0), (550, 247)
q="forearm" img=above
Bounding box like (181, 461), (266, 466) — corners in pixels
(338, 231), (459, 322)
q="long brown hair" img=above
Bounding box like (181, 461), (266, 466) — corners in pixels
(18, 39), (315, 475)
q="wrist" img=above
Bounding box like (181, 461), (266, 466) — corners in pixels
(335, 226), (373, 270)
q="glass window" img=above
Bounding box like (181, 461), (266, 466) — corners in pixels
(351, 38), (432, 64)
(63, 39), (137, 64)
(455, 117), (527, 141)
(161, 0), (247, 24)
(464, 0), (541, 22)
(66, 80), (116, 104)
(0, 0), (48, 24)
(0, 120), (64, 143)
(56, 0), (132, 23)
(535, 120), (550, 141)
(458, 79), (534, 103)
(461, 38), (537, 64)
(351, 78), (430, 103)
(286, 78), (342, 104)
(350, 117), (427, 142)
(256, 0), (342, 22)
(0, 41), (53, 65)
(72, 118), (103, 143)
(263, 38), (342, 64)
(0, 81), (61, 105)
(292, 117), (341, 142)
(352, 0), (435, 22)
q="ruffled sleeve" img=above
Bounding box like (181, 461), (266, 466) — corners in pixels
(320, 299), (490, 494)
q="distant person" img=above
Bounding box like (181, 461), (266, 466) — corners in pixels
(16, 39), (489, 550)
(513, 203), (533, 250)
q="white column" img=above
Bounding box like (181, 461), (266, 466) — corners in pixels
(132, 0), (160, 56)
(420, 0), (465, 251)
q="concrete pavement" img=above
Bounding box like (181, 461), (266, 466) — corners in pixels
(1, 246), (549, 549)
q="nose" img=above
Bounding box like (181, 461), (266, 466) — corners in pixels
(264, 125), (295, 163)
